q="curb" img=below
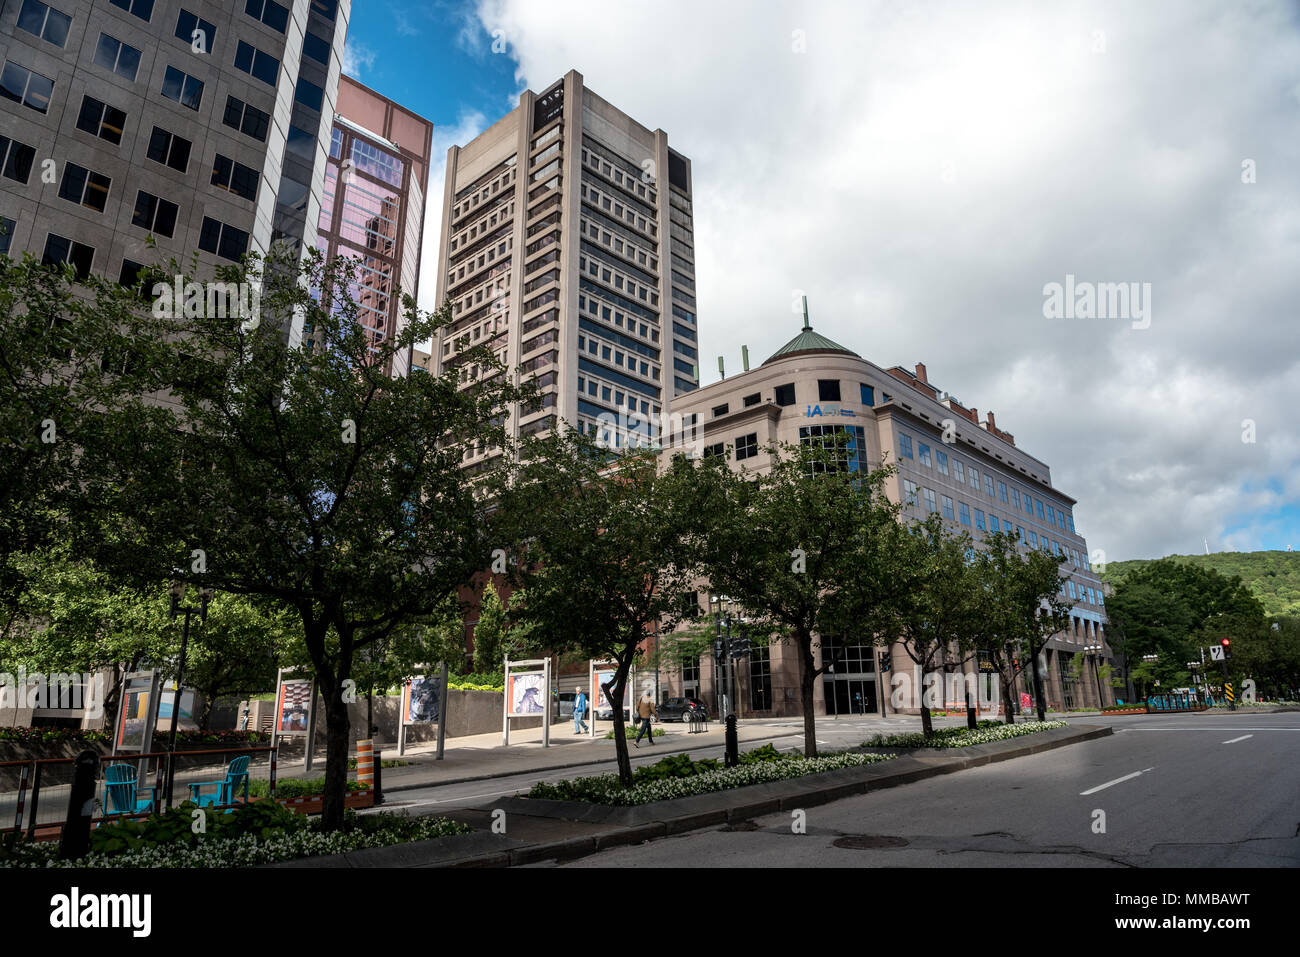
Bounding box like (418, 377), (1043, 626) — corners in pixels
(289, 723), (1111, 868)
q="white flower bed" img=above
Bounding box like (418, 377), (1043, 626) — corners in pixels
(529, 752), (896, 806)
(864, 720), (1068, 750)
(2, 818), (469, 869)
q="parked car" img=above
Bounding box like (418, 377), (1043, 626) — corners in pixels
(596, 703), (631, 721)
(658, 697), (710, 722)
(556, 692), (589, 720)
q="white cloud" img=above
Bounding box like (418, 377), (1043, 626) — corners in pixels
(469, 0), (1300, 560)
(341, 39), (376, 80)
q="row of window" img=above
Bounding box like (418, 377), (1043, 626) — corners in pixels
(581, 178), (657, 241)
(897, 430), (1076, 535)
(578, 254), (659, 307)
(581, 144), (658, 207)
(899, 480), (1095, 576)
(578, 214), (658, 272)
(31, 211), (248, 281)
(703, 432), (759, 462)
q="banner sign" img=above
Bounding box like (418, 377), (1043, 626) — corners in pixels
(507, 671), (546, 716)
(275, 678), (313, 734)
(402, 675), (442, 725)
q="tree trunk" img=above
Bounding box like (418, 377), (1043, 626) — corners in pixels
(1000, 670), (1015, 724)
(320, 684), (351, 831)
(1030, 649), (1047, 722)
(199, 692), (214, 731)
(608, 649), (633, 786)
(798, 629), (817, 758)
(918, 656), (933, 737)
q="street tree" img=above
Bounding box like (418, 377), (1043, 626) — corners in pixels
(77, 247), (525, 829)
(697, 436), (905, 757)
(501, 434), (711, 786)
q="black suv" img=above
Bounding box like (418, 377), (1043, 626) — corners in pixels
(658, 697), (709, 722)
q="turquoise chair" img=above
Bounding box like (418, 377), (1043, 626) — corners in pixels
(103, 763), (157, 816)
(187, 755), (251, 808)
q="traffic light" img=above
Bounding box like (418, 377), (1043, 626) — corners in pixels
(1220, 638), (1232, 660)
(879, 655), (891, 673)
(729, 636), (753, 658)
(713, 640), (725, 660)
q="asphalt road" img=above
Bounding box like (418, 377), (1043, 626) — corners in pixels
(534, 712), (1300, 867)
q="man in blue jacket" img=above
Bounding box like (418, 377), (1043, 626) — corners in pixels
(573, 689), (589, 734)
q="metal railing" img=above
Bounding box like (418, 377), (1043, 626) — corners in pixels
(1, 745), (276, 841)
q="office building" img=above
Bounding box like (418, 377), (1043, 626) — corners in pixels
(0, 0), (351, 345)
(433, 69), (699, 472)
(316, 73), (433, 377)
(659, 311), (1115, 718)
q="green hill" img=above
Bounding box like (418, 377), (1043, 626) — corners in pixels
(1101, 550), (1300, 619)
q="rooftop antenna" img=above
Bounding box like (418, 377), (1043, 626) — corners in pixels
(718, 355), (726, 380)
(741, 345), (750, 372)
(1203, 537), (1210, 556)
(802, 295), (811, 332)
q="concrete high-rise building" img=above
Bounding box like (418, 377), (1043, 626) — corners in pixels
(0, 0), (351, 344)
(433, 69), (699, 473)
(316, 74), (433, 377)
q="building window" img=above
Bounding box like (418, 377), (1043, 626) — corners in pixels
(898, 433), (913, 459)
(131, 190), (178, 237)
(295, 77), (324, 111)
(918, 442), (932, 467)
(234, 41), (279, 86)
(998, 481), (1008, 502)
(161, 65), (204, 110)
(682, 654), (700, 687)
(941, 495), (955, 520)
(16, 0), (71, 48)
(0, 61), (54, 114)
(1011, 488), (1021, 509)
(990, 515), (1000, 533)
(1046, 505), (1056, 526)
(1029, 531), (1039, 547)
(1036, 499), (1046, 519)
(0, 216), (15, 255)
(211, 154), (259, 201)
(923, 488), (937, 514)
(57, 163), (111, 212)
(774, 383), (795, 407)
(903, 479), (918, 506)
(223, 96), (270, 142)
(198, 216), (249, 262)
(244, 0), (288, 32)
(743, 392), (761, 407)
(110, 0), (153, 19)
(959, 502), (971, 526)
(735, 433), (758, 461)
(985, 475), (995, 497)
(0, 135), (37, 184)
(302, 31), (331, 65)
(968, 466), (979, 489)
(146, 127), (191, 172)
(974, 509), (985, 530)
(712, 403), (729, 418)
(749, 645), (772, 712)
(42, 233), (94, 280)
(953, 459), (964, 483)
(74, 96), (126, 145)
(860, 383), (875, 407)
(94, 34), (142, 81)
(175, 9), (217, 51)
(818, 379), (841, 402)
(704, 442), (724, 459)
(936, 450), (949, 475)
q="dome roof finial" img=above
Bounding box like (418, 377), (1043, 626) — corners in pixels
(801, 294), (811, 332)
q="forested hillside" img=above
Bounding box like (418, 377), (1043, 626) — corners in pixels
(1102, 551), (1300, 619)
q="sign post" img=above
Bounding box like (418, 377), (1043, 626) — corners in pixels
(270, 670), (317, 771)
(397, 663), (445, 757)
(503, 657), (550, 747)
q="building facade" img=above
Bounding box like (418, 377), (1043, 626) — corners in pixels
(1, 0), (351, 345)
(432, 69), (700, 473)
(316, 73), (432, 377)
(656, 314), (1115, 718)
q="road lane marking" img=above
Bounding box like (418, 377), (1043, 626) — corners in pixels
(1222, 734), (1253, 744)
(1080, 767), (1154, 796)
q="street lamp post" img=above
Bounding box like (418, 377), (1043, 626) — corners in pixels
(166, 578), (213, 806)
(1085, 643), (1105, 710)
(710, 595), (735, 720)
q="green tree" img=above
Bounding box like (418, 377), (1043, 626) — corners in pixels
(77, 247), (525, 829)
(473, 582), (509, 673)
(696, 436), (905, 757)
(502, 435), (709, 786)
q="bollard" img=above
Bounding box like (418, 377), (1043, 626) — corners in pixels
(966, 692), (977, 729)
(724, 714), (738, 768)
(373, 748), (384, 806)
(59, 750), (99, 861)
(356, 739), (374, 787)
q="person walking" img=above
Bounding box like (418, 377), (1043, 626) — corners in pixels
(634, 692), (656, 747)
(573, 689), (588, 734)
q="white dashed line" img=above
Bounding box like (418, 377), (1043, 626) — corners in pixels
(1222, 734), (1253, 744)
(1079, 767), (1154, 796)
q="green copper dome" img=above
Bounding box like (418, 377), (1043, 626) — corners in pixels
(763, 298), (860, 365)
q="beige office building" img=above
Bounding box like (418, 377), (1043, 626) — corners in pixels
(432, 69), (699, 473)
(658, 314), (1115, 719)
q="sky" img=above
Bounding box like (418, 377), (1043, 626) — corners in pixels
(343, 0), (1300, 565)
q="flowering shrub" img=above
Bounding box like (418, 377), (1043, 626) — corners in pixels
(527, 751), (895, 806)
(863, 720), (1068, 750)
(0, 810), (469, 868)
(169, 730), (271, 747)
(247, 777), (369, 799)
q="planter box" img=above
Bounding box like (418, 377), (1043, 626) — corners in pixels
(274, 788), (373, 816)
